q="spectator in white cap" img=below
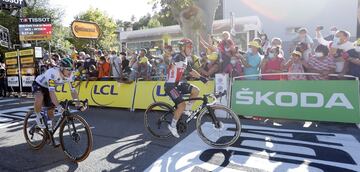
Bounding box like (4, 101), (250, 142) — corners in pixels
(270, 37), (284, 57)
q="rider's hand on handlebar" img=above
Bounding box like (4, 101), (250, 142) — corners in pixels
(78, 106), (86, 112)
(56, 105), (64, 113)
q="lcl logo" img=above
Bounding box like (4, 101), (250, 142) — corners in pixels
(93, 85), (118, 95)
(90, 84), (118, 106)
(152, 83), (167, 102)
(55, 85), (67, 93)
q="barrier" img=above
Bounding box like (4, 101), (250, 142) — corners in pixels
(231, 73), (360, 123)
(54, 73), (360, 124)
(55, 81), (135, 108)
(133, 80), (215, 110)
(55, 80), (215, 110)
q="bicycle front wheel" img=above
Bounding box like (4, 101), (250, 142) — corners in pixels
(144, 102), (174, 139)
(196, 105), (241, 148)
(23, 110), (47, 150)
(59, 114), (93, 162)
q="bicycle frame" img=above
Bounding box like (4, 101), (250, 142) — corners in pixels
(41, 101), (78, 147)
(175, 95), (221, 128)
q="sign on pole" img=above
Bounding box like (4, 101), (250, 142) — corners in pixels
(71, 21), (101, 39)
(0, 25), (10, 48)
(19, 17), (52, 41)
(34, 47), (42, 58)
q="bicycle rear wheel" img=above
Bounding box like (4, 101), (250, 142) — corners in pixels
(144, 102), (174, 139)
(59, 114), (93, 162)
(196, 105), (241, 148)
(23, 110), (47, 150)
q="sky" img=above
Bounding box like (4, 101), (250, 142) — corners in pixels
(49, 0), (156, 26)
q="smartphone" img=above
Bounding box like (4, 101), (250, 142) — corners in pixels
(317, 26), (324, 30)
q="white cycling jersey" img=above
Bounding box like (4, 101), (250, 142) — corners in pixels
(166, 53), (191, 84)
(35, 67), (75, 92)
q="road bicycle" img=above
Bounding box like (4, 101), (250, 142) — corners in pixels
(23, 99), (93, 162)
(144, 91), (241, 148)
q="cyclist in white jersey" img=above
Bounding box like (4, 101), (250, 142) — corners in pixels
(164, 38), (208, 138)
(32, 57), (82, 129)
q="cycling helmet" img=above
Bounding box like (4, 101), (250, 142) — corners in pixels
(178, 38), (193, 48)
(60, 57), (73, 70)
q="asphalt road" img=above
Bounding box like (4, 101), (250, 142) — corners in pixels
(0, 97), (359, 172)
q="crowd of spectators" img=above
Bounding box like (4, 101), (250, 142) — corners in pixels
(37, 26), (360, 83)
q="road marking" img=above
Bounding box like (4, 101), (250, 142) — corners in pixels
(0, 99), (19, 103)
(146, 124), (360, 172)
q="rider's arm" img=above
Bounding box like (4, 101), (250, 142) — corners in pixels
(189, 69), (201, 78)
(69, 82), (79, 98)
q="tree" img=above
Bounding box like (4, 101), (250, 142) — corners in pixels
(0, 0), (65, 53)
(147, 17), (162, 28)
(151, 0), (220, 54)
(132, 14), (151, 30)
(73, 8), (118, 52)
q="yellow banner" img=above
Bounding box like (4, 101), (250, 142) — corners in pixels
(71, 21), (101, 39)
(19, 49), (34, 56)
(133, 81), (215, 110)
(5, 51), (18, 58)
(55, 81), (135, 108)
(54, 80), (215, 110)
(20, 57), (34, 64)
(21, 68), (35, 75)
(6, 58), (18, 65)
(7, 68), (18, 75)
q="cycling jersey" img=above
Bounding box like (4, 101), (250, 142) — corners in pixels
(165, 53), (192, 84)
(35, 67), (76, 92)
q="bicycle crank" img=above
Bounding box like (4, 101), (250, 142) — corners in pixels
(176, 120), (187, 134)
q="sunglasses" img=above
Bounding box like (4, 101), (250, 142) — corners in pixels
(63, 67), (73, 71)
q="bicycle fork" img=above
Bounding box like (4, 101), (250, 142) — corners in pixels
(207, 107), (221, 128)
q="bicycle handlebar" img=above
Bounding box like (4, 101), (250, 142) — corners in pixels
(204, 90), (227, 99)
(60, 99), (89, 111)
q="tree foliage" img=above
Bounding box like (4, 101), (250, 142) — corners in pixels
(149, 0), (220, 54)
(0, 0), (65, 53)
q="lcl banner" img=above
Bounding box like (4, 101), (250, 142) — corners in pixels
(231, 80), (360, 123)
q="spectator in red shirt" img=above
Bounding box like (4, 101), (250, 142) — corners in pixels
(97, 56), (111, 79)
(302, 44), (336, 80)
(261, 46), (285, 80)
(223, 53), (243, 78)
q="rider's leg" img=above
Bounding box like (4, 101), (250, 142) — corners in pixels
(34, 91), (45, 128)
(168, 101), (185, 138)
(172, 102), (186, 126)
(34, 92), (43, 114)
(185, 85), (199, 111)
(47, 108), (55, 120)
